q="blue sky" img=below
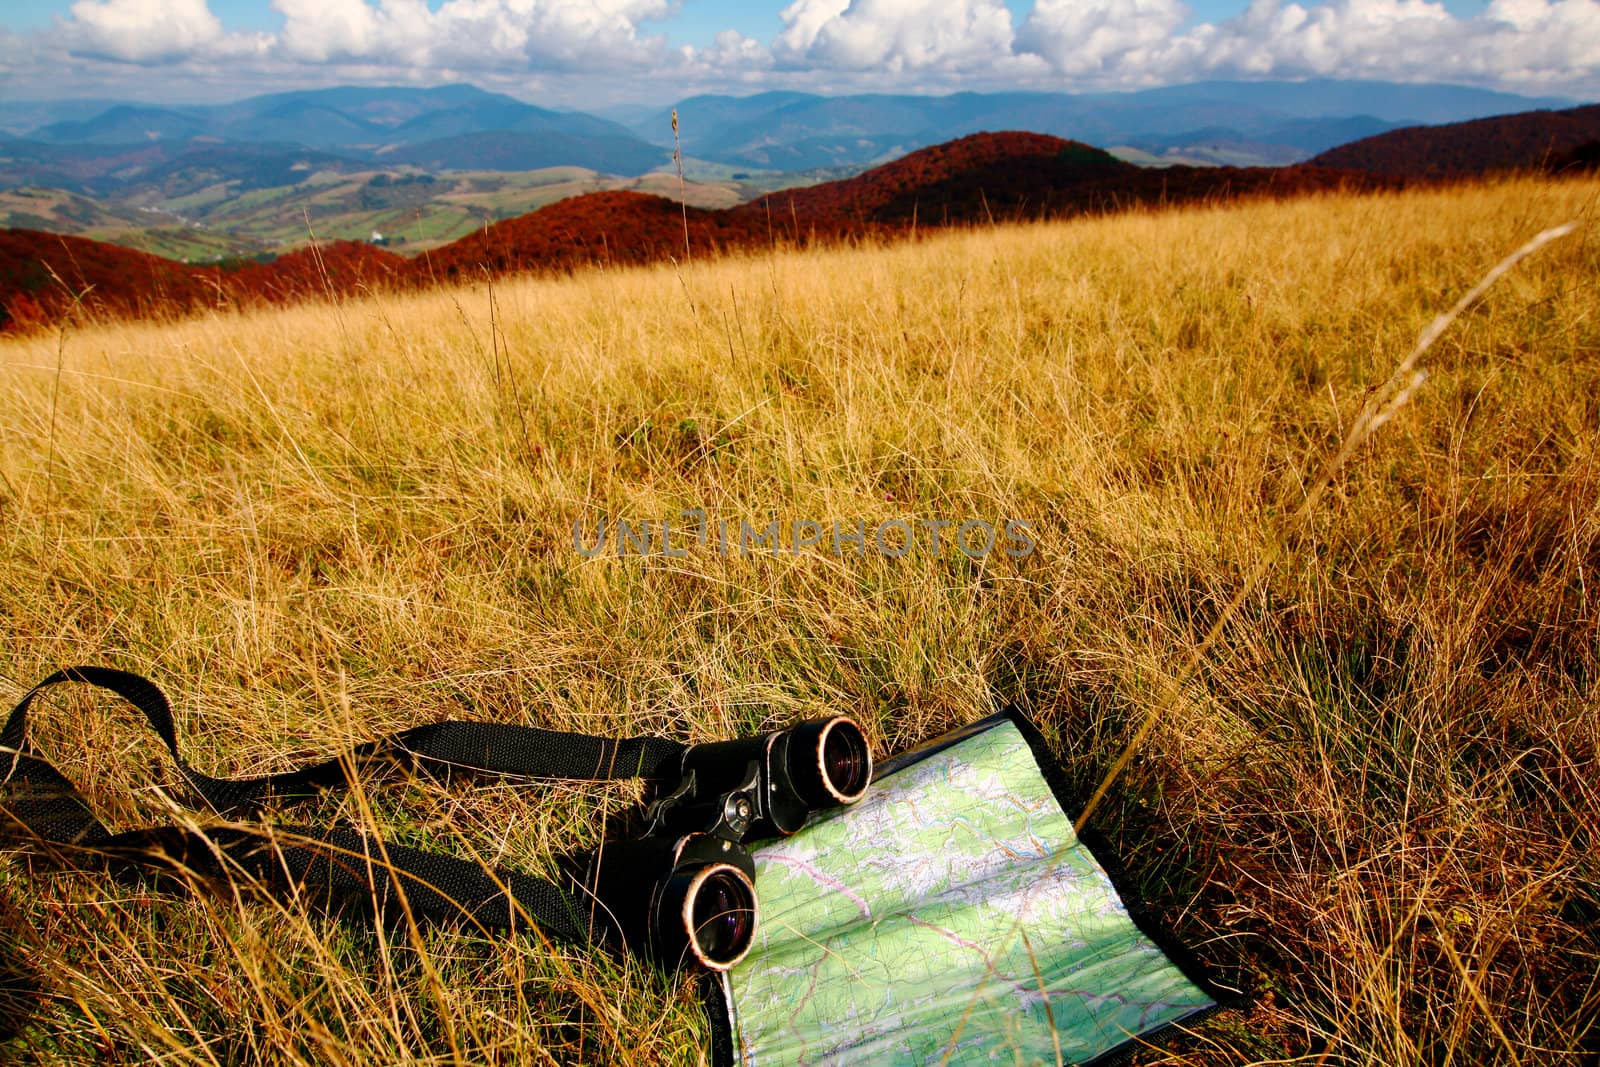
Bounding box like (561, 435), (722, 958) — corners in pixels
(0, 1), (1591, 107)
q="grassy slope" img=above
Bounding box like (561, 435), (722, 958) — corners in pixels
(1, 176), (1597, 1064)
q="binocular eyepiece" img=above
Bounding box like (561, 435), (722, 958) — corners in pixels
(661, 714), (873, 840)
(579, 715), (872, 971)
(578, 832), (759, 970)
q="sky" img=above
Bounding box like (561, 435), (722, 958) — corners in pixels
(0, 0), (1595, 109)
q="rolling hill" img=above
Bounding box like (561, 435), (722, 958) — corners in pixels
(415, 190), (817, 280)
(739, 131), (1393, 226)
(1308, 104), (1600, 178)
(2, 129), (1405, 334)
(0, 228), (404, 331)
(0, 185), (158, 234)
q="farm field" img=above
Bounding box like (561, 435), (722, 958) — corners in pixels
(0, 162), (868, 260)
(1, 175), (1597, 1063)
(139, 166), (755, 252)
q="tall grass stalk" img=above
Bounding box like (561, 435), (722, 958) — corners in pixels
(1073, 220), (1579, 834)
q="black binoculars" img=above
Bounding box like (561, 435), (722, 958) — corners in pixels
(575, 715), (872, 970)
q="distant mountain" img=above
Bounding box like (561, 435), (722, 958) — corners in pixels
(210, 84), (495, 130)
(124, 142), (361, 199)
(385, 97), (636, 144)
(630, 91), (819, 144)
(0, 140), (185, 197)
(214, 99), (384, 148)
(10, 84), (668, 176)
(1309, 104), (1600, 178)
(0, 98), (138, 138)
(1102, 79), (1573, 124)
(198, 84), (647, 151)
(32, 106), (208, 144)
(379, 131), (666, 176)
(12, 80), (1579, 196)
(638, 81), (1578, 169)
(0, 139), (356, 203)
(1252, 115), (1404, 154)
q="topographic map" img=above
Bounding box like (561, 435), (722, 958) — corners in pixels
(723, 718), (1216, 1065)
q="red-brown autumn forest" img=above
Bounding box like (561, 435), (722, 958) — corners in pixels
(1, 116), (1580, 334)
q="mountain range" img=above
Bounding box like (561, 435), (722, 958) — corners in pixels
(630, 80), (1576, 170)
(1, 79), (1578, 200)
(22, 84), (646, 154)
(1, 85), (673, 198)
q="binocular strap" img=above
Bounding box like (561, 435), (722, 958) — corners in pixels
(0, 666), (690, 948)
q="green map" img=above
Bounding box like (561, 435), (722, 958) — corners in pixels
(723, 718), (1215, 1065)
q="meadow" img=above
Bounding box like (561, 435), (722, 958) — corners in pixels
(1, 174), (1597, 1064)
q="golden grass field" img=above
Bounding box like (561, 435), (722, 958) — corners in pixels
(2, 175), (1598, 1064)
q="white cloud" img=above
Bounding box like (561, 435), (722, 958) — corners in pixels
(1000, 0), (1600, 93)
(774, 0), (1019, 73)
(20, 0), (1600, 104)
(688, 29), (774, 71)
(1178, 0), (1600, 91)
(761, 0), (1597, 93)
(273, 0), (381, 63)
(1017, 0), (1192, 78)
(64, 0), (268, 64)
(1479, 0), (1600, 83)
(1199, 0), (1465, 79)
(271, 0), (672, 71)
(774, 0), (851, 57)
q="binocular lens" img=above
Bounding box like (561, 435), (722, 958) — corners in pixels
(684, 863), (757, 969)
(819, 719), (871, 802)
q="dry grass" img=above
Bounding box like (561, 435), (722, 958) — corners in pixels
(2, 174), (1598, 1064)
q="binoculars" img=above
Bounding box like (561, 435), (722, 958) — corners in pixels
(575, 715), (873, 970)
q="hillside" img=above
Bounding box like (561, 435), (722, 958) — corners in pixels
(739, 132), (1129, 222)
(0, 228), (403, 331)
(416, 190), (864, 280)
(0, 130), (1398, 333)
(0, 229), (221, 330)
(741, 131), (1391, 225)
(1309, 104), (1600, 178)
(0, 185), (161, 234)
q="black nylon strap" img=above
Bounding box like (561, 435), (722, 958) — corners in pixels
(0, 666), (682, 947)
(75, 825), (593, 945)
(1, 666), (686, 815)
